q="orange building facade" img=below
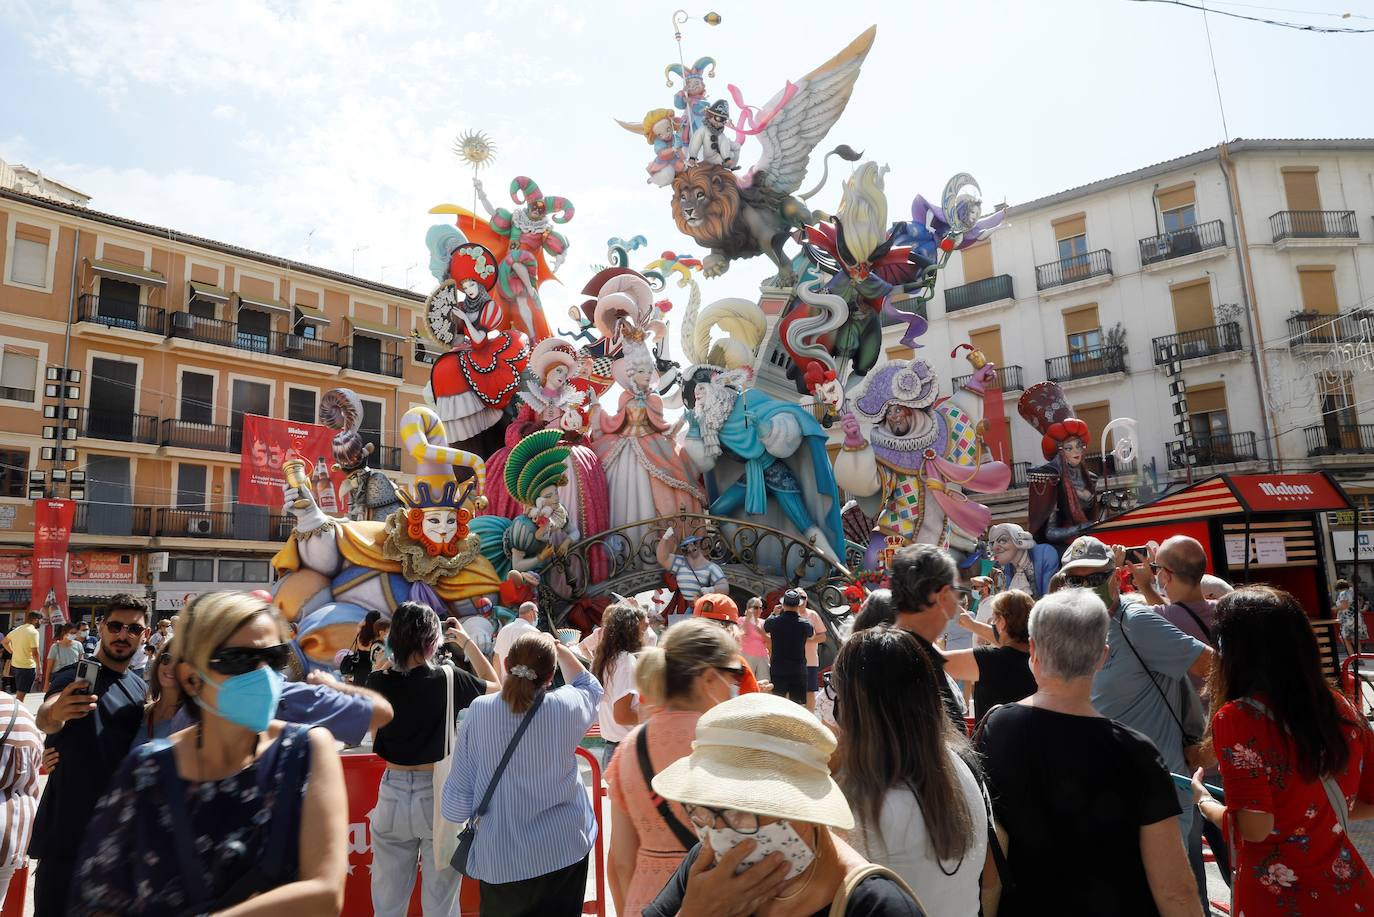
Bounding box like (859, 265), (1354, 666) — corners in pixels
(0, 187), (431, 621)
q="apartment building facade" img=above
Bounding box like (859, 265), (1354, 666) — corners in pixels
(0, 187), (432, 622)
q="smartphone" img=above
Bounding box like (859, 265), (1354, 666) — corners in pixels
(1171, 772), (1225, 802)
(75, 658), (101, 691)
(1124, 545), (1151, 565)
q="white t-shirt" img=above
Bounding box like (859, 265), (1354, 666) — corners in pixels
(597, 652), (638, 743)
(492, 617), (540, 665)
(850, 748), (988, 917)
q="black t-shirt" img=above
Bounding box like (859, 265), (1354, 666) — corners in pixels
(764, 611), (813, 670)
(367, 656), (485, 765)
(30, 661), (147, 859)
(906, 629), (966, 733)
(975, 704), (1181, 916)
(643, 844), (926, 917)
(971, 646), (1037, 721)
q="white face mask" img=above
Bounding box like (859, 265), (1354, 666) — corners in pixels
(715, 670), (740, 703)
(704, 819), (815, 880)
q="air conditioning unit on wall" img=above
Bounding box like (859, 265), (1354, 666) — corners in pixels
(186, 517), (213, 536)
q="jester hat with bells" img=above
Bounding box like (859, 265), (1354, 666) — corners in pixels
(509, 176), (574, 224)
(504, 429), (571, 508)
(397, 405), (487, 515)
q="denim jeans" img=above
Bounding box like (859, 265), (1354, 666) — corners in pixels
(370, 769), (462, 917)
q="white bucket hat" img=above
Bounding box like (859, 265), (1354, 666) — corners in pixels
(652, 693), (854, 830)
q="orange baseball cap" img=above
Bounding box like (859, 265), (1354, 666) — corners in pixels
(693, 593), (739, 623)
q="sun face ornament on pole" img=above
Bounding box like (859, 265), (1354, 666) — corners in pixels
(454, 129), (498, 232)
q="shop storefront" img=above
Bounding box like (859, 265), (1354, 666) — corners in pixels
(0, 550), (144, 629)
(152, 554), (275, 616)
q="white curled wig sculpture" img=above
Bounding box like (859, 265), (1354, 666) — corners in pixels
(678, 294), (846, 568)
(836, 350), (1011, 568)
(270, 405), (522, 668)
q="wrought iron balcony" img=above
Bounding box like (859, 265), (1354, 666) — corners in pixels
(1045, 344), (1126, 383)
(161, 418), (233, 452)
(1138, 220), (1226, 266)
(77, 294), (166, 335)
(945, 274), (1014, 313)
(168, 311), (341, 366)
(1304, 424), (1374, 457)
(341, 345), (404, 378)
(73, 503), (153, 537)
(74, 407), (160, 445)
(1011, 462), (1031, 488)
(1285, 310), (1372, 348)
(952, 365), (1025, 392)
(375, 445), (402, 471)
(1270, 210), (1359, 243)
(0, 386), (34, 403)
(1152, 322), (1243, 365)
(1167, 431), (1259, 470)
(1035, 249), (1112, 290)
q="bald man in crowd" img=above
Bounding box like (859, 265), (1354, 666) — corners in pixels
(1129, 536), (1217, 654)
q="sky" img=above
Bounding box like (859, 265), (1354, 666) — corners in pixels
(1, 0), (1371, 328)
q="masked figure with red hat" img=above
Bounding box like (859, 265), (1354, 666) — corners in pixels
(1017, 381), (1101, 555)
(422, 239), (531, 456)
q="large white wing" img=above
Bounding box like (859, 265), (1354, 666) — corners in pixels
(756, 25), (876, 197)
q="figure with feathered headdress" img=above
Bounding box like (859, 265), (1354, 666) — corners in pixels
(469, 429), (575, 583)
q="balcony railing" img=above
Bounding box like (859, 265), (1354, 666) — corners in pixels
(153, 508), (293, 540)
(341, 345), (404, 378)
(1138, 219), (1226, 266)
(1270, 210), (1359, 243)
(73, 503), (154, 537)
(952, 365), (1025, 392)
(1035, 249), (1112, 290)
(1085, 451), (1137, 479)
(1045, 344), (1126, 383)
(77, 294), (166, 335)
(1011, 462), (1031, 488)
(1304, 424), (1374, 457)
(74, 407), (160, 445)
(1152, 321), (1243, 365)
(1167, 431), (1259, 470)
(168, 312), (341, 365)
(374, 445), (402, 471)
(945, 274), (1014, 313)
(161, 418), (233, 452)
(1286, 310), (1373, 348)
(0, 387), (34, 403)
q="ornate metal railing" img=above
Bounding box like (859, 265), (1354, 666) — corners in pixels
(1167, 431), (1259, 469)
(1304, 424), (1374, 456)
(1270, 210), (1359, 242)
(1138, 220), (1226, 266)
(1152, 322), (1243, 364)
(1035, 249), (1112, 290)
(1286, 310), (1371, 348)
(1045, 344), (1127, 383)
(538, 513), (856, 625)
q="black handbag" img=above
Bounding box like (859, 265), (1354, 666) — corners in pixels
(451, 691), (545, 876)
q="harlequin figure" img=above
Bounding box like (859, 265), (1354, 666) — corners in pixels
(473, 175), (573, 342)
(666, 56), (717, 135)
(423, 239), (531, 456)
(1018, 381), (1101, 556)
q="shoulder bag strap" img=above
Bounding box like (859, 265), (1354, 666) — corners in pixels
(442, 663), (456, 752)
(828, 863), (924, 917)
(634, 725), (699, 850)
(0, 700), (18, 746)
(471, 690), (545, 823)
(1172, 602), (1213, 644)
(1237, 697), (1350, 835)
(1116, 607), (1189, 741)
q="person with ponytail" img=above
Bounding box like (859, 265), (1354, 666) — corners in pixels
(606, 619), (742, 917)
(591, 602), (646, 770)
(443, 631), (601, 916)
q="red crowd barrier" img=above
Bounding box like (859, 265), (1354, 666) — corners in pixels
(0, 865), (26, 917)
(340, 747), (606, 917)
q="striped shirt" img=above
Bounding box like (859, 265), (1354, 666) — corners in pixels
(669, 556), (725, 604)
(0, 694), (42, 868)
(442, 670), (603, 884)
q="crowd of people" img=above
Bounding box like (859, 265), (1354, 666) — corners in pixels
(0, 529), (1367, 915)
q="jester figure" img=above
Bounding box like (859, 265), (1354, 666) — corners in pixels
(666, 56), (716, 137)
(837, 355), (1011, 568)
(473, 175), (573, 343)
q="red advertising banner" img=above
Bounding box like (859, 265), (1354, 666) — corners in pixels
(1228, 473), (1350, 514)
(238, 414), (347, 512)
(31, 498), (75, 652)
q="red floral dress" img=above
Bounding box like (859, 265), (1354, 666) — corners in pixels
(1214, 692), (1374, 914)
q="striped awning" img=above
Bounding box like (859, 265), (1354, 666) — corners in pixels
(1095, 472), (1354, 531)
(1095, 476), (1240, 531)
(294, 303), (331, 326)
(188, 280), (230, 303)
(235, 292), (292, 315)
(348, 316), (406, 342)
(90, 259), (166, 288)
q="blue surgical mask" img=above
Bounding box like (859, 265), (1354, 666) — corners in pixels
(195, 665), (284, 733)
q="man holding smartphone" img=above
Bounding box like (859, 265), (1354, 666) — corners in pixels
(29, 594), (148, 917)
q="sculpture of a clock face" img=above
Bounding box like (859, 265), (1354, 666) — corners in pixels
(424, 279), (461, 347)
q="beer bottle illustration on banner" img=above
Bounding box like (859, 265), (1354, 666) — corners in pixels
(312, 457), (339, 514)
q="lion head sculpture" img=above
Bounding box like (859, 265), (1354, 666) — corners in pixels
(671, 164), (742, 247)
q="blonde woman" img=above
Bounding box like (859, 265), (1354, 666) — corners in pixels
(607, 619), (742, 917)
(70, 592), (348, 915)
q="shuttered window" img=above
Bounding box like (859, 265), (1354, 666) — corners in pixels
(9, 237), (48, 286)
(1169, 280), (1215, 333)
(1052, 214), (1086, 240)
(1063, 305), (1100, 336)
(176, 464), (208, 509)
(0, 351), (38, 402)
(180, 372), (214, 425)
(1282, 168), (1321, 211)
(961, 241), (994, 283)
(968, 327), (1004, 366)
(1298, 267), (1338, 314)
(1187, 383), (1228, 414)
(1073, 402), (1111, 451)
(1156, 183), (1196, 213)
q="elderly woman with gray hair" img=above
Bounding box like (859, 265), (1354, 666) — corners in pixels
(974, 589), (1203, 917)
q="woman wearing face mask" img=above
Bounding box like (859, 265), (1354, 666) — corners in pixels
(442, 631), (601, 916)
(943, 590), (1038, 724)
(592, 602), (646, 771)
(606, 618), (742, 917)
(643, 693), (925, 917)
(367, 602), (498, 917)
(69, 591), (348, 916)
(835, 627), (989, 915)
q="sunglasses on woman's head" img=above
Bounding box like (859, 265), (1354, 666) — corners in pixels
(105, 621), (146, 637)
(207, 643), (292, 676)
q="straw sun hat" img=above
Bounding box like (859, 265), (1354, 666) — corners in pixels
(652, 693), (854, 830)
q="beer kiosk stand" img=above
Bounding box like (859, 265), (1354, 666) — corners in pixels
(1091, 472), (1356, 681)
